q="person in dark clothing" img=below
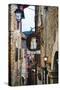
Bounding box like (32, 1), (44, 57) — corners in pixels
(27, 68), (33, 85)
(21, 76), (24, 85)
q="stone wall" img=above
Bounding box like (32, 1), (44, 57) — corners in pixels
(37, 6), (58, 68)
(9, 4), (19, 86)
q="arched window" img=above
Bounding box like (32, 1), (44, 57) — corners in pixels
(53, 51), (58, 83)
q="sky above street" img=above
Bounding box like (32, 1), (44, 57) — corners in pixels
(22, 6), (35, 32)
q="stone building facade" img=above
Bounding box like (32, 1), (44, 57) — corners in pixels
(35, 6), (58, 84)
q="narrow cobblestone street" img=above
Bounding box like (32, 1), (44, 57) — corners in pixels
(8, 4), (58, 86)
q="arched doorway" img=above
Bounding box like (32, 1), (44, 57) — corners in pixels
(53, 51), (58, 83)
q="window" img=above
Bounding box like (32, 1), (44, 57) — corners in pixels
(15, 48), (18, 61)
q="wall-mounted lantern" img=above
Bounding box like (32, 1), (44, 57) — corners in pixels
(14, 6), (25, 22)
(26, 32), (40, 51)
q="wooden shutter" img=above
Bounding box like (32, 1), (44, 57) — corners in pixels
(15, 48), (18, 61)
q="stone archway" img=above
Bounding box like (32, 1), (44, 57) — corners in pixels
(53, 51), (58, 83)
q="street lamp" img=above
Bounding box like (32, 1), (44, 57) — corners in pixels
(44, 56), (48, 84)
(43, 6), (48, 84)
(26, 32), (40, 51)
(15, 6), (25, 22)
(44, 56), (48, 65)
